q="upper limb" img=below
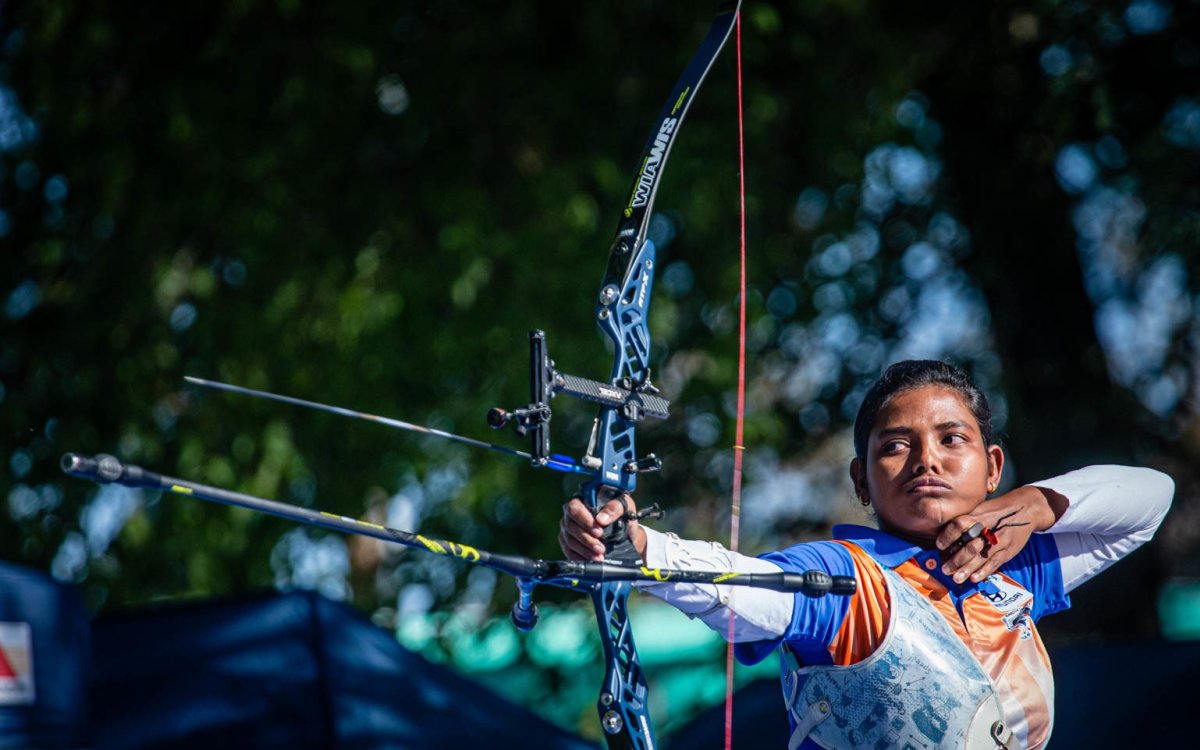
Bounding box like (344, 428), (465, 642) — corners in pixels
(1030, 464), (1173, 593)
(637, 527), (797, 641)
(558, 495), (853, 645)
(937, 464), (1173, 593)
(638, 529), (861, 660)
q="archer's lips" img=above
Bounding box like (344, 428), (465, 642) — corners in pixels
(906, 477), (951, 493)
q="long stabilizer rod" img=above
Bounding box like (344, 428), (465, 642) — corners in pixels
(60, 452), (855, 596)
(183, 376), (589, 475)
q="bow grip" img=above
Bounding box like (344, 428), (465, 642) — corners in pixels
(582, 480), (643, 565)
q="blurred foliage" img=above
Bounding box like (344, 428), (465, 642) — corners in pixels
(2, 0), (1199, 739)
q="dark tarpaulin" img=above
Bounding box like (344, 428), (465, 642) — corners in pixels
(0, 563), (91, 750)
(91, 591), (593, 750)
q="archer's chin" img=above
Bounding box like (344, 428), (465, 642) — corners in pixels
(904, 495), (973, 529)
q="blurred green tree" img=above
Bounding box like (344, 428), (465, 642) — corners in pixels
(2, 0), (1198, 737)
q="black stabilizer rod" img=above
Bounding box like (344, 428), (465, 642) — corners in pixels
(61, 452), (545, 579)
(544, 561), (856, 597)
(62, 452), (158, 486)
(60, 452), (855, 597)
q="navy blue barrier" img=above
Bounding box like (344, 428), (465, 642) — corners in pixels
(90, 591), (592, 750)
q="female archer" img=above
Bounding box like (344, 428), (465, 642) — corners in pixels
(559, 359), (1173, 749)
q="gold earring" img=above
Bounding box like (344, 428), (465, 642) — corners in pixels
(987, 482), (997, 493)
(857, 491), (871, 507)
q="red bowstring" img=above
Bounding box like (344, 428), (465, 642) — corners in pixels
(724, 10), (747, 750)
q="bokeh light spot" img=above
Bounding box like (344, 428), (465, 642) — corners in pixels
(169, 302), (198, 332)
(1039, 45), (1072, 77)
(1125, 0), (1172, 35)
(4, 280), (41, 320)
(1054, 144), (1098, 194)
(793, 187), (828, 230)
(43, 174), (68, 203)
(376, 74), (410, 116)
(9, 449), (32, 479)
(1163, 97), (1200, 150)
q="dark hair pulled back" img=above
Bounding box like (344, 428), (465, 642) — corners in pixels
(852, 360), (993, 459)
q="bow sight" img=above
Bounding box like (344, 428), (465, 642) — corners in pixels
(486, 329), (667, 478)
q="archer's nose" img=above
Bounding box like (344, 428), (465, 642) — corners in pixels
(912, 441), (942, 474)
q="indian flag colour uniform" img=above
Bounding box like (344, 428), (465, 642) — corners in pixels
(637, 465), (1174, 750)
(739, 528), (1063, 749)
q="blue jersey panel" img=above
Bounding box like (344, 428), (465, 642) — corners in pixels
(733, 541), (855, 667)
(998, 532), (1069, 621)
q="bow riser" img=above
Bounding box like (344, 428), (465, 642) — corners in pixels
(595, 582), (651, 748)
(590, 237), (658, 487)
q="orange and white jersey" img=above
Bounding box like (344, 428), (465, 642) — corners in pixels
(639, 465), (1174, 750)
(801, 532), (1057, 748)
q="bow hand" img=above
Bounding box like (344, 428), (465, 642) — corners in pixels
(560, 492), (650, 563)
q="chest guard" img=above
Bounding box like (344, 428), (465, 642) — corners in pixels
(780, 564), (1018, 750)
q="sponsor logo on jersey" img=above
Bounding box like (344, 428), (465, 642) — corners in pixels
(981, 576), (1035, 640)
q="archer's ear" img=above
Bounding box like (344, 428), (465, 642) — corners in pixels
(986, 444), (1005, 489)
(849, 458), (867, 497)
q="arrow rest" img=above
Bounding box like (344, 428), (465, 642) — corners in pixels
(601, 502), (666, 565)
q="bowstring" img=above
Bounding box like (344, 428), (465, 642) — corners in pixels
(724, 9), (748, 750)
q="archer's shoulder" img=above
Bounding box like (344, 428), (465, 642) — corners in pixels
(761, 539), (856, 577)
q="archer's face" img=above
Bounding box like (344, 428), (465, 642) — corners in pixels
(851, 386), (1002, 545)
